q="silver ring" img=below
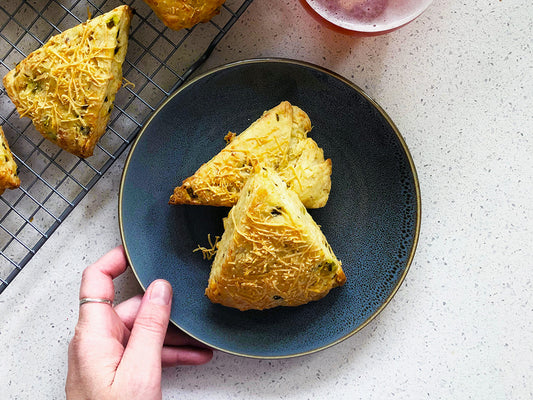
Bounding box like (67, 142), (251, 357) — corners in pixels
(79, 297), (113, 307)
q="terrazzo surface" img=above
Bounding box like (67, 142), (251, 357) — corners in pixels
(1, 0), (532, 398)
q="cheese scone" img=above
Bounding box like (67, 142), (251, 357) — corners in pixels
(143, 0), (226, 31)
(169, 101), (332, 208)
(3, 5), (132, 158)
(205, 167), (345, 311)
(0, 127), (20, 195)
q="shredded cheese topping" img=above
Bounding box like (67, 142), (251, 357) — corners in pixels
(170, 101), (332, 208)
(193, 234), (220, 260)
(205, 168), (344, 311)
(0, 127), (20, 193)
(3, 6), (131, 157)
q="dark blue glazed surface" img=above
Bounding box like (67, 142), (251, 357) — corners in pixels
(119, 59), (420, 358)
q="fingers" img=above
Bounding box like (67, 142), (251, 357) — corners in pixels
(114, 294), (143, 329)
(79, 245), (128, 301)
(118, 280), (172, 381)
(116, 299), (209, 348)
(163, 325), (212, 348)
(161, 346), (213, 367)
(115, 299), (202, 346)
(115, 296), (213, 367)
(77, 246), (128, 329)
(161, 325), (214, 366)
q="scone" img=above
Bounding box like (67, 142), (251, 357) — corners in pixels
(0, 126), (21, 195)
(143, 0), (226, 31)
(3, 5), (132, 158)
(169, 101), (332, 208)
(205, 167), (345, 311)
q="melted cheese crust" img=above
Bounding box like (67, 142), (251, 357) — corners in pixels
(143, 0), (226, 31)
(205, 168), (345, 311)
(3, 5), (132, 157)
(169, 101), (332, 208)
(0, 127), (20, 195)
(170, 101), (293, 206)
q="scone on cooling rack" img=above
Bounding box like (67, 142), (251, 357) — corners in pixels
(0, 126), (20, 195)
(143, 0), (226, 31)
(169, 101), (332, 209)
(2, 5), (132, 158)
(205, 167), (345, 311)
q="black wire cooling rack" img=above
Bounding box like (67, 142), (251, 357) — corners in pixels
(0, 0), (253, 293)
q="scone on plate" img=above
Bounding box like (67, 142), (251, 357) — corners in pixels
(278, 107), (333, 209)
(169, 101), (332, 208)
(205, 167), (345, 311)
(0, 126), (21, 195)
(3, 5), (132, 158)
(143, 0), (226, 31)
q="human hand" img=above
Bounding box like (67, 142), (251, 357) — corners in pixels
(66, 246), (213, 400)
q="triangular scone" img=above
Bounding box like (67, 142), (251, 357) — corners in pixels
(169, 101), (332, 208)
(205, 167), (345, 311)
(170, 101), (293, 207)
(3, 5), (132, 158)
(143, 0), (226, 31)
(0, 127), (20, 195)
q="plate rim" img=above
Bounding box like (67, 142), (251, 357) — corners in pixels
(118, 57), (422, 359)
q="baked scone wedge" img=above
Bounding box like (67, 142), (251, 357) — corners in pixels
(205, 167), (345, 311)
(143, 0), (226, 31)
(3, 5), (132, 158)
(169, 101), (332, 208)
(0, 127), (21, 195)
(280, 127), (332, 209)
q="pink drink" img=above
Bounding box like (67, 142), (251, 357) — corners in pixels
(302, 0), (432, 34)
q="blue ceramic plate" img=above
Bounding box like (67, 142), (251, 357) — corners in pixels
(119, 59), (420, 359)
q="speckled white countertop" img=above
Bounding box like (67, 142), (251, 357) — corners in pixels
(1, 0), (532, 399)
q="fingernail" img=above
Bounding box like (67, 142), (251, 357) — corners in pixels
(149, 280), (172, 305)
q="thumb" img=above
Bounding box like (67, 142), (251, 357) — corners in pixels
(117, 280), (172, 391)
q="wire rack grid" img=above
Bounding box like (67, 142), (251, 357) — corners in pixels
(0, 0), (253, 294)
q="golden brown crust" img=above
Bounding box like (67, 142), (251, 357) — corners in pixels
(2, 5), (132, 158)
(280, 138), (332, 208)
(170, 101), (294, 206)
(0, 127), (21, 195)
(205, 168), (345, 311)
(143, 0), (226, 31)
(169, 101), (332, 208)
